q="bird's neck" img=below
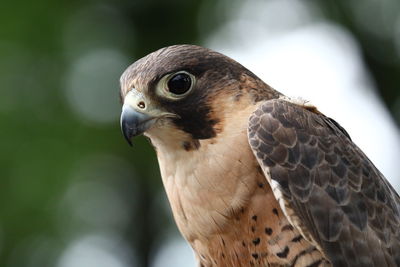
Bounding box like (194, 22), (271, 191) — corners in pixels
(148, 102), (260, 237)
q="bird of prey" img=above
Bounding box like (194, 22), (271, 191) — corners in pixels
(119, 45), (400, 267)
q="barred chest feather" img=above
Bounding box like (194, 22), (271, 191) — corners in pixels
(146, 105), (329, 267)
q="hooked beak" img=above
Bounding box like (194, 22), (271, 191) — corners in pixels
(120, 89), (155, 146)
(120, 105), (154, 146)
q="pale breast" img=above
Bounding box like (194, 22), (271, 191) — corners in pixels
(157, 124), (260, 239)
(149, 103), (329, 266)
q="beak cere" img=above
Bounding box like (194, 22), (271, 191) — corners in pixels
(120, 90), (155, 146)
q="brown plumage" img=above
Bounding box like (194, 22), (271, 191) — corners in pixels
(119, 45), (400, 267)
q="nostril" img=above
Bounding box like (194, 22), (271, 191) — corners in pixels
(138, 101), (146, 109)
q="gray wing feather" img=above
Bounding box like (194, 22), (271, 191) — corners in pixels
(248, 99), (400, 267)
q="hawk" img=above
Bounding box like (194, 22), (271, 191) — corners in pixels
(119, 45), (400, 267)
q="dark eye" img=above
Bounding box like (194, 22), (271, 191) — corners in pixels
(167, 73), (192, 95)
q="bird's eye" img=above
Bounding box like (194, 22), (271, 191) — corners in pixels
(156, 71), (195, 100)
(167, 73), (192, 95)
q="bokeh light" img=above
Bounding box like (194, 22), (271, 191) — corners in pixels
(57, 234), (136, 267)
(64, 49), (129, 124)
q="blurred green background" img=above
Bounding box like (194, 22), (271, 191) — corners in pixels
(0, 0), (399, 266)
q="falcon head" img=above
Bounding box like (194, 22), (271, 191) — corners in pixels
(120, 45), (278, 149)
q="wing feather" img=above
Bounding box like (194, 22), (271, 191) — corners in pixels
(248, 99), (400, 267)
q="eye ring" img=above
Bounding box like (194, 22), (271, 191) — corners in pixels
(156, 71), (195, 100)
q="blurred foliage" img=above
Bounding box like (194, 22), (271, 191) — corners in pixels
(313, 0), (400, 125)
(0, 0), (399, 267)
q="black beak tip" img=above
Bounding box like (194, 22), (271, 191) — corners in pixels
(123, 132), (133, 147)
(126, 139), (133, 147)
(121, 119), (134, 147)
